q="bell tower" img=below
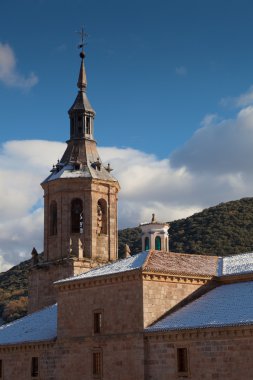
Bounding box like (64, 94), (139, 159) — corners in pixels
(28, 41), (120, 313)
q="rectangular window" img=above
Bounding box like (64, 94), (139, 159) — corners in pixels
(86, 117), (91, 134)
(93, 351), (102, 378)
(0, 360), (2, 378)
(177, 347), (188, 375)
(94, 311), (102, 334)
(31, 357), (39, 377)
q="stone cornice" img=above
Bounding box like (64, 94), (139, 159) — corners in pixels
(42, 177), (119, 195)
(142, 271), (211, 285)
(29, 256), (104, 272)
(0, 340), (55, 352)
(218, 272), (253, 284)
(144, 325), (253, 341)
(57, 269), (142, 292)
(57, 268), (211, 292)
(57, 332), (144, 345)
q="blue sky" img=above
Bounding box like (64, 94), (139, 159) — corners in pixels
(2, 0), (253, 268)
(1, 0), (253, 157)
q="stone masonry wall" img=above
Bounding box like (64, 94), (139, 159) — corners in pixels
(143, 276), (205, 327)
(57, 272), (143, 338)
(145, 328), (253, 380)
(53, 334), (144, 380)
(0, 332), (144, 380)
(43, 178), (118, 263)
(28, 259), (92, 313)
(28, 263), (73, 313)
(0, 343), (56, 380)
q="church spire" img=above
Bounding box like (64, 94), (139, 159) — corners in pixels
(68, 34), (95, 141)
(77, 51), (87, 91)
(43, 31), (117, 184)
(77, 28), (87, 91)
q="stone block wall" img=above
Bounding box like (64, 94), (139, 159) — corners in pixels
(142, 275), (206, 327)
(0, 343), (56, 380)
(43, 178), (118, 263)
(53, 334), (145, 380)
(0, 335), (145, 380)
(145, 327), (253, 380)
(57, 271), (143, 339)
(28, 259), (93, 313)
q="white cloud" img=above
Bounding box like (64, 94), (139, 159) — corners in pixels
(0, 140), (200, 270)
(200, 114), (218, 127)
(2, 98), (253, 271)
(0, 140), (64, 269)
(0, 43), (38, 89)
(171, 105), (253, 175)
(220, 85), (253, 108)
(175, 66), (187, 76)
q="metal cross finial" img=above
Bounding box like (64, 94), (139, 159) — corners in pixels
(76, 26), (88, 52)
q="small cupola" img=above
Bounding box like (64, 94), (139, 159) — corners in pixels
(68, 41), (95, 141)
(140, 213), (169, 252)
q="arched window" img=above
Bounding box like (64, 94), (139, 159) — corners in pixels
(71, 198), (83, 233)
(155, 236), (161, 250)
(144, 237), (150, 251)
(97, 199), (107, 235)
(50, 201), (57, 236)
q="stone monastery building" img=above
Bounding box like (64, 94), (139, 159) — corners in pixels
(1, 47), (253, 380)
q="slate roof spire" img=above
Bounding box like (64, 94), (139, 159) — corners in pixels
(77, 50), (87, 91)
(68, 36), (95, 141)
(43, 32), (118, 184)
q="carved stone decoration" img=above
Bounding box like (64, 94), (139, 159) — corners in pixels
(124, 244), (131, 258)
(31, 247), (39, 266)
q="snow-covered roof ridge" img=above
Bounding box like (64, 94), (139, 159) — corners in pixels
(146, 281), (253, 332)
(55, 251), (148, 284)
(55, 251), (253, 286)
(0, 304), (57, 345)
(222, 252), (253, 276)
(56, 250), (221, 285)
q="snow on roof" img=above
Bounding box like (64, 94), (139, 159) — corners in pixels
(43, 160), (118, 184)
(0, 304), (57, 345)
(56, 250), (253, 286)
(56, 251), (148, 284)
(222, 252), (253, 276)
(146, 281), (253, 332)
(43, 164), (92, 182)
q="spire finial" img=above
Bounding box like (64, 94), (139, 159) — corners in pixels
(77, 26), (88, 57)
(76, 26), (88, 90)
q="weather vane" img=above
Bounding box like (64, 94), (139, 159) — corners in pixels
(76, 26), (88, 54)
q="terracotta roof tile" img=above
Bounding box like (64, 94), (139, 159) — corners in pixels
(143, 250), (219, 277)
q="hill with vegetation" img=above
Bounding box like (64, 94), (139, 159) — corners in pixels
(118, 197), (253, 257)
(169, 197), (253, 256)
(0, 259), (30, 323)
(2, 197), (253, 323)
